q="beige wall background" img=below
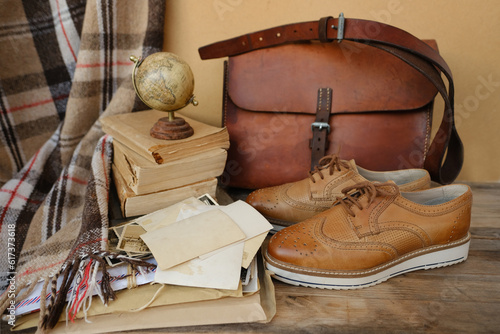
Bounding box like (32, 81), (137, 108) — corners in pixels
(164, 0), (500, 183)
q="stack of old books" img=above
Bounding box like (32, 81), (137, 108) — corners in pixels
(101, 109), (230, 217)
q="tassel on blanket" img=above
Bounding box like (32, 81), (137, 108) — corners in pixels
(89, 255), (116, 306)
(82, 260), (102, 322)
(89, 253), (157, 303)
(37, 276), (51, 330)
(66, 259), (93, 323)
(42, 258), (81, 329)
(40, 253), (156, 330)
(114, 256), (157, 275)
(39, 273), (59, 329)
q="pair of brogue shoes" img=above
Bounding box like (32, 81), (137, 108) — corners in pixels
(246, 155), (472, 289)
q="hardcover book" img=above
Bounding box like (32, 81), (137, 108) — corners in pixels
(112, 165), (218, 217)
(101, 110), (230, 164)
(113, 140), (227, 195)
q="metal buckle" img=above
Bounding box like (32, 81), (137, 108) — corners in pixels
(311, 122), (331, 134)
(332, 12), (345, 43)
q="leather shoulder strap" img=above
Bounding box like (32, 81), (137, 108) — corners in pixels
(199, 15), (463, 184)
(369, 43), (462, 184)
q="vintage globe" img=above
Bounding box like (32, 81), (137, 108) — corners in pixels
(131, 52), (197, 111)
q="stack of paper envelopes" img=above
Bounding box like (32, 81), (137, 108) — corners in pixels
(13, 197), (276, 333)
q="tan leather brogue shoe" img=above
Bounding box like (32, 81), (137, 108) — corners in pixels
(264, 181), (472, 289)
(246, 155), (430, 229)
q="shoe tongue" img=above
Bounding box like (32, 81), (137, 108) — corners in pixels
(347, 159), (358, 172)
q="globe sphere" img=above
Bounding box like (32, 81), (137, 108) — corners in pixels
(133, 52), (195, 111)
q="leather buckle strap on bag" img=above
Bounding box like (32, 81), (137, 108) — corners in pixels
(318, 14), (344, 43)
(310, 88), (333, 170)
(199, 14), (464, 184)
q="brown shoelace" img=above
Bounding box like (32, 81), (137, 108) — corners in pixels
(308, 154), (351, 183)
(337, 181), (399, 217)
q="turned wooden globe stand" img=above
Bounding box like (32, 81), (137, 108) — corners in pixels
(150, 111), (194, 140)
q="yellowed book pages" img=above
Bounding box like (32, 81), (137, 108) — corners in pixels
(112, 165), (217, 217)
(113, 140), (227, 195)
(101, 110), (229, 164)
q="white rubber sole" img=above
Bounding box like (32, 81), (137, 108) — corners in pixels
(265, 234), (471, 290)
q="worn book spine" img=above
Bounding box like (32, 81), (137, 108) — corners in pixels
(112, 165), (218, 217)
(113, 141), (227, 195)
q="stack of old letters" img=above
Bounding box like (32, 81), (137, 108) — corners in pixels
(12, 195), (275, 332)
(100, 109), (230, 217)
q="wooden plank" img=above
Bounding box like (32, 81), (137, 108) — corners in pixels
(5, 183), (500, 333)
(469, 182), (500, 228)
(158, 183), (500, 333)
(114, 234), (500, 333)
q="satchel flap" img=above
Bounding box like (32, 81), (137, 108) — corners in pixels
(227, 40), (438, 114)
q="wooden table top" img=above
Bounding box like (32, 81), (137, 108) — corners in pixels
(6, 183), (499, 333)
(166, 182), (500, 334)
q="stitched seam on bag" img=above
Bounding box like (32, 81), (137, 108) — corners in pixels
(423, 107), (431, 164)
(317, 89), (323, 112)
(223, 62), (229, 127)
(267, 234), (470, 276)
(405, 61), (434, 167)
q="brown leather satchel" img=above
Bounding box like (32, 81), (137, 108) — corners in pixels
(199, 14), (463, 189)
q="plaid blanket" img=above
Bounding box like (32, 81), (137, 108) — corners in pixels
(0, 0), (165, 330)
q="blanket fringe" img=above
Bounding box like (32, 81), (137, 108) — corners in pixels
(66, 259), (91, 324)
(0, 279), (37, 318)
(38, 253), (156, 330)
(37, 276), (51, 329)
(82, 260), (102, 323)
(40, 273), (59, 328)
(0, 282), (20, 315)
(90, 255), (116, 306)
(42, 258), (81, 329)
(115, 255), (156, 274)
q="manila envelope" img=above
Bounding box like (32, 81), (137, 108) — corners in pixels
(13, 280), (244, 332)
(242, 232), (268, 268)
(140, 208), (246, 270)
(48, 293), (267, 334)
(154, 241), (245, 290)
(13, 254), (277, 333)
(135, 197), (207, 232)
(200, 201), (272, 268)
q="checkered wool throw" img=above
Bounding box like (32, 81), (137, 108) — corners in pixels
(0, 0), (165, 330)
